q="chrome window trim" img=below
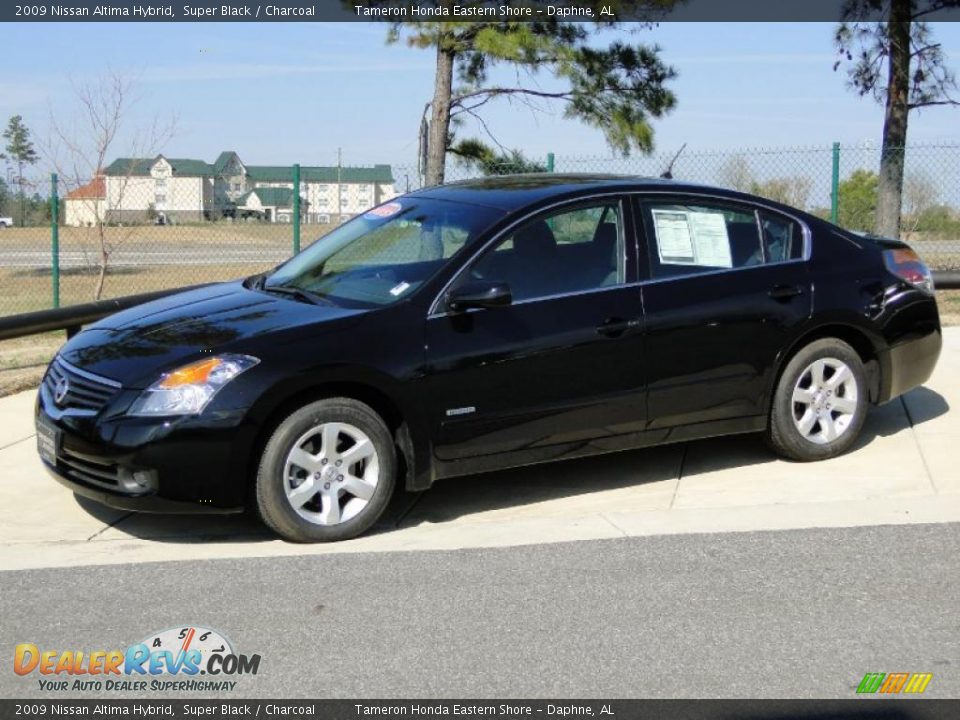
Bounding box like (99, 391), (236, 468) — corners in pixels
(427, 189), (813, 319)
(56, 356), (122, 389)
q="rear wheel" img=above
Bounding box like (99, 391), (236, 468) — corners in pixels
(256, 397), (395, 542)
(766, 338), (868, 462)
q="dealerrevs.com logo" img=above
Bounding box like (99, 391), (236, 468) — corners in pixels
(14, 626), (261, 692)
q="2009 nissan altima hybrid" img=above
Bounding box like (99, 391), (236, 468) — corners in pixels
(36, 176), (942, 542)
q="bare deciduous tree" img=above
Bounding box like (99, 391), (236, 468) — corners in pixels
(718, 154), (755, 193)
(902, 171), (939, 235)
(47, 73), (176, 300)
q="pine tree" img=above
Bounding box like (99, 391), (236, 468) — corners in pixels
(0, 115), (40, 225)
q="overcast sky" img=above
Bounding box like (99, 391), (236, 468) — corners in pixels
(4, 21), (960, 174)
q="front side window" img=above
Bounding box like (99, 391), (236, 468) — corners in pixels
(264, 198), (503, 308)
(464, 201), (624, 303)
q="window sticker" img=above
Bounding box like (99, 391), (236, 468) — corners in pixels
(389, 281), (411, 297)
(652, 208), (732, 268)
(652, 209), (695, 263)
(688, 211), (732, 268)
(366, 202), (402, 219)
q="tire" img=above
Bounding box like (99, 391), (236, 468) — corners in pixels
(766, 338), (868, 462)
(256, 397), (396, 542)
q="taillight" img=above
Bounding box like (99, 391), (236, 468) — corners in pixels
(884, 248), (934, 295)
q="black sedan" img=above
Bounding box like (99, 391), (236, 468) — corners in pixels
(36, 176), (942, 542)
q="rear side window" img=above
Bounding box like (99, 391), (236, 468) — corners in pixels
(641, 199), (804, 279)
(759, 211), (804, 262)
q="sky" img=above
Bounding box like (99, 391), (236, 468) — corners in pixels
(3, 21), (960, 176)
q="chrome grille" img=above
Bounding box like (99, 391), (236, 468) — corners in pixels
(43, 357), (121, 414)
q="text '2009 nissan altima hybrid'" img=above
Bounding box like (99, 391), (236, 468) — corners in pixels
(36, 176), (942, 542)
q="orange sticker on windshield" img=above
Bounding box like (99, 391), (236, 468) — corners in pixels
(366, 202), (402, 218)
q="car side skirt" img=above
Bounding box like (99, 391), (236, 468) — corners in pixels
(434, 414), (767, 481)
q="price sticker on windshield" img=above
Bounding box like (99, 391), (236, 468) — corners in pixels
(366, 202), (403, 218)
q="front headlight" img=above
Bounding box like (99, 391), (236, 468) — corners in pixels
(129, 354), (259, 417)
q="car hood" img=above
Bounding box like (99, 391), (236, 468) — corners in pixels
(59, 281), (366, 387)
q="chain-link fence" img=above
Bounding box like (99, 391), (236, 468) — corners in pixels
(1, 143), (958, 320)
(0, 164), (390, 316)
(399, 142), (960, 275)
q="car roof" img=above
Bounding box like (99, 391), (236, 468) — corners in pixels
(409, 173), (738, 212)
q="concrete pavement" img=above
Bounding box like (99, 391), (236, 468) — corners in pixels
(0, 328), (957, 572)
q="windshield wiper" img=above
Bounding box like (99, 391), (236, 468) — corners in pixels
(259, 283), (330, 306)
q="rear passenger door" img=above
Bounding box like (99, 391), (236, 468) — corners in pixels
(423, 197), (647, 461)
(635, 195), (812, 428)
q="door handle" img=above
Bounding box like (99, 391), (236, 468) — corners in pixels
(596, 317), (640, 338)
(768, 284), (804, 300)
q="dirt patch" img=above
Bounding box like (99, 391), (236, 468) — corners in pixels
(937, 289), (960, 327)
(0, 332), (64, 398)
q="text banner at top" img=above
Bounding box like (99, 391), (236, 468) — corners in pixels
(7, 0), (960, 23)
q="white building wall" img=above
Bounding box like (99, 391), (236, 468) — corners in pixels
(64, 199), (105, 227)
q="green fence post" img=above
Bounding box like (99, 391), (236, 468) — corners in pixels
(546, 152), (555, 173)
(292, 164), (301, 255)
(51, 173), (60, 309)
(830, 142), (840, 225)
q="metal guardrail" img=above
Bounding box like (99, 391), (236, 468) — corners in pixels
(0, 285), (209, 342)
(0, 274), (957, 343)
(936, 271), (960, 289)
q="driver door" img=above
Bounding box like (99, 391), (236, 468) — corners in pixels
(422, 198), (647, 462)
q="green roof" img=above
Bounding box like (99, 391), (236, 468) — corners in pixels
(103, 156), (214, 177)
(102, 154), (394, 184)
(213, 151), (240, 174)
(246, 164), (394, 184)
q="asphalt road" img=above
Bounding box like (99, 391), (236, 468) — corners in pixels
(1, 522), (958, 699)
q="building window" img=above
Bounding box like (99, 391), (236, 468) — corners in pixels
(231, 182), (242, 192)
(155, 194), (167, 205)
(340, 197), (349, 207)
(155, 178), (166, 189)
(358, 184), (369, 192)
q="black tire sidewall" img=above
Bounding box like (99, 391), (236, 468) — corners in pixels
(256, 398), (395, 542)
(769, 339), (868, 462)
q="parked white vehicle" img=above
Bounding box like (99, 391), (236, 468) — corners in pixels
(0, 217), (13, 228)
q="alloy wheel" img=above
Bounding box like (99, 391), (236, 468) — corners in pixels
(282, 421), (380, 525)
(791, 357), (859, 445)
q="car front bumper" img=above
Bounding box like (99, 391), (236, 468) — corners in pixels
(36, 382), (250, 514)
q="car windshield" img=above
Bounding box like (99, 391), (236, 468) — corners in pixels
(262, 198), (503, 308)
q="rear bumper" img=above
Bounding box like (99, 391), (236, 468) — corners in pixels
(879, 328), (942, 403)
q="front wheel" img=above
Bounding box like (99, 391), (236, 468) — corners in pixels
(256, 398), (396, 542)
(766, 338), (868, 462)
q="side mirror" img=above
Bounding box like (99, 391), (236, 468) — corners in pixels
(445, 281), (512, 313)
